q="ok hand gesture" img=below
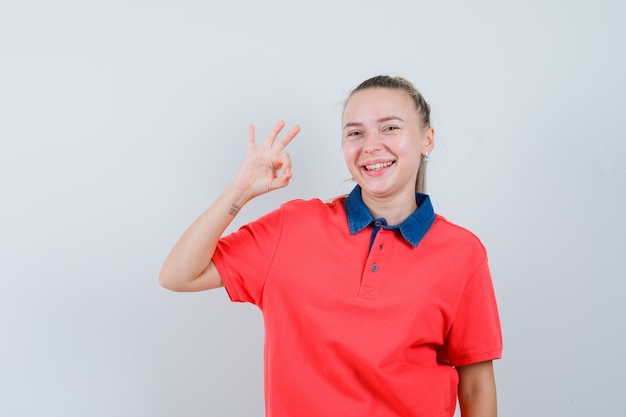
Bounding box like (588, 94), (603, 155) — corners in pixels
(233, 121), (301, 200)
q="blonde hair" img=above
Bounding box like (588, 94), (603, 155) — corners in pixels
(345, 75), (432, 193)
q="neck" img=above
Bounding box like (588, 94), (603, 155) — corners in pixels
(361, 191), (418, 226)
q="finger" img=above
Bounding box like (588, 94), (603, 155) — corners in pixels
(247, 124), (256, 149)
(272, 125), (301, 152)
(262, 120), (286, 148)
(278, 151), (292, 176)
(272, 153), (293, 189)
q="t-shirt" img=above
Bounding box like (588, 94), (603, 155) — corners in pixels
(213, 187), (502, 417)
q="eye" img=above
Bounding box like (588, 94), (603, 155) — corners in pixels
(383, 125), (399, 132)
(347, 130), (362, 137)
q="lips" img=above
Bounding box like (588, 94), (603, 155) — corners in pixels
(363, 161), (394, 171)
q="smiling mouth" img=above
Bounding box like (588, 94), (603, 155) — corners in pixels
(364, 161), (394, 171)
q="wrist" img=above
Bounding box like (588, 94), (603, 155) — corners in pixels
(223, 182), (254, 213)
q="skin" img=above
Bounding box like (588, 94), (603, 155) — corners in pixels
(457, 361), (498, 417)
(342, 88), (434, 225)
(159, 121), (300, 291)
(159, 87), (497, 416)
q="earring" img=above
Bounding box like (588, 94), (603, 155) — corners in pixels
(422, 152), (430, 163)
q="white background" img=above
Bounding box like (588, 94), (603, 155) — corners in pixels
(1, 0), (625, 416)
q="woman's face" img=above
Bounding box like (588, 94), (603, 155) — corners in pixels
(342, 88), (434, 200)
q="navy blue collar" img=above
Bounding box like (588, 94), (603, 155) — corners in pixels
(344, 185), (436, 247)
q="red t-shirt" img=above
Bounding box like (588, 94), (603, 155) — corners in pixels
(213, 196), (502, 417)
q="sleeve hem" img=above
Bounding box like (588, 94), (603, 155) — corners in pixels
(212, 249), (239, 302)
(449, 350), (502, 367)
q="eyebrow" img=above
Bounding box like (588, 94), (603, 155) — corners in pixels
(343, 116), (405, 130)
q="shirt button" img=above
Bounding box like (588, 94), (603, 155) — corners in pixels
(374, 221), (382, 227)
(371, 264), (379, 272)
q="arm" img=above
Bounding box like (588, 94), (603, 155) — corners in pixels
(456, 361), (497, 417)
(159, 121), (300, 292)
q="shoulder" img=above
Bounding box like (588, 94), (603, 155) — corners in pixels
(429, 214), (488, 257)
(280, 195), (347, 215)
(243, 196), (346, 228)
(277, 196), (349, 231)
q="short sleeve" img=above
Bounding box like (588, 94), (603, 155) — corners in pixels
(438, 257), (502, 366)
(213, 206), (285, 307)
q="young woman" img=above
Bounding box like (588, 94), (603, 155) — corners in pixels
(160, 75), (502, 417)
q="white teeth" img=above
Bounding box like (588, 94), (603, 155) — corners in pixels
(365, 161), (393, 170)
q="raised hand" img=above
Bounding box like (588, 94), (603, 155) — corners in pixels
(233, 120), (301, 200)
(159, 120), (301, 292)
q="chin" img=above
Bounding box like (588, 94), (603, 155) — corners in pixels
(359, 183), (394, 197)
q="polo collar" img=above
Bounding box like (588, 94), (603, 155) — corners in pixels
(344, 185), (435, 247)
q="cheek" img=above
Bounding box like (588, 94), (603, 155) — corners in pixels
(342, 142), (359, 162)
(342, 144), (362, 176)
(398, 134), (423, 155)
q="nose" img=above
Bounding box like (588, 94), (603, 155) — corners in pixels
(363, 132), (383, 153)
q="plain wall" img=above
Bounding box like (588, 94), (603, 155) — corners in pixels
(1, 0), (625, 416)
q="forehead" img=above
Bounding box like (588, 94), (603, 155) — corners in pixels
(343, 88), (417, 121)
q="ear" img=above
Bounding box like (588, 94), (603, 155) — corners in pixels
(422, 127), (435, 155)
